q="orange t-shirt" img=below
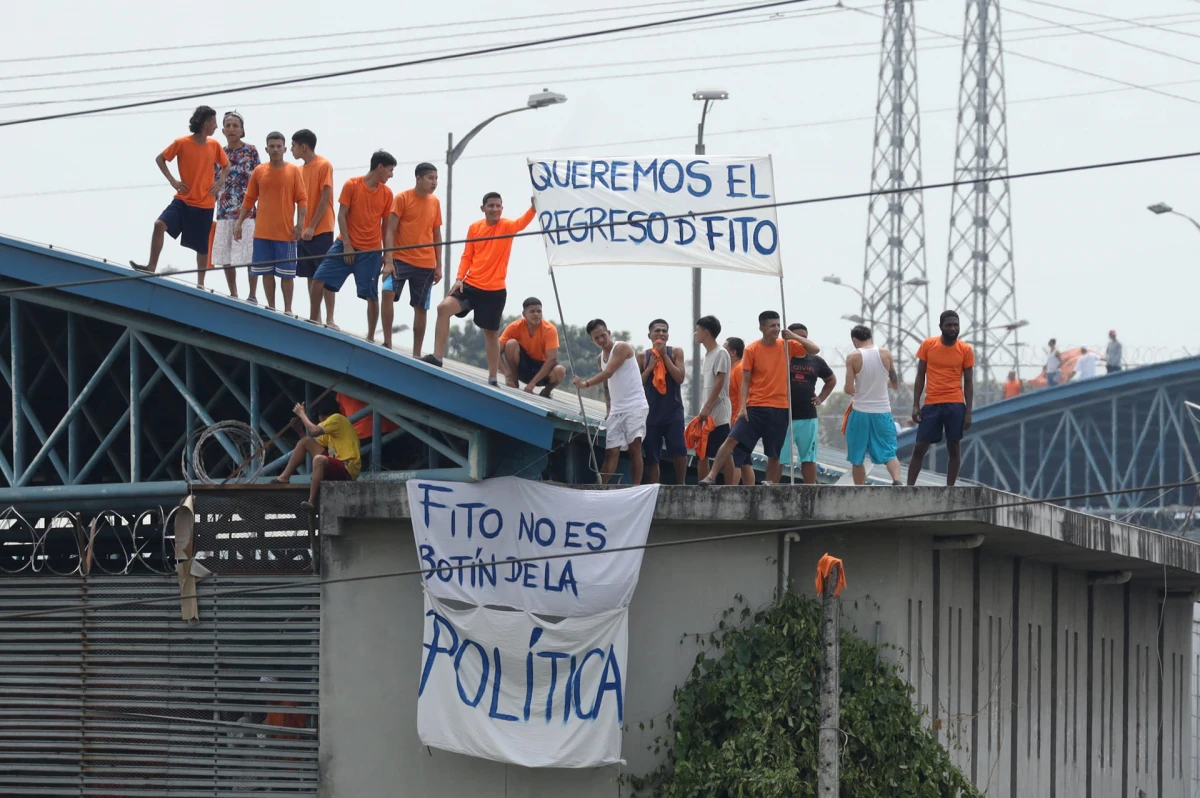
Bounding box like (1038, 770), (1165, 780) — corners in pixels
(916, 337), (976, 404)
(500, 319), (560, 362)
(302, 155), (336, 236)
(742, 339), (806, 409)
(242, 163), (308, 242)
(390, 189), (443, 269)
(162, 135), (229, 209)
(456, 207), (536, 291)
(729, 362), (744, 419)
(338, 176), (393, 251)
(1002, 379), (1021, 399)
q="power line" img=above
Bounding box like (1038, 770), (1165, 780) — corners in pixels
(0, 478), (1193, 621)
(1019, 0), (1200, 42)
(1, 147), (1196, 294)
(1005, 4), (1200, 68)
(0, 0), (821, 126)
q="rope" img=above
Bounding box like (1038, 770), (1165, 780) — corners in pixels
(549, 266), (602, 478)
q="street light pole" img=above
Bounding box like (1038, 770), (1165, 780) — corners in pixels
(1148, 202), (1200, 234)
(690, 89), (728, 415)
(442, 89), (567, 298)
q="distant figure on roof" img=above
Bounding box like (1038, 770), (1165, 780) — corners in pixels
(499, 297), (566, 397)
(1043, 338), (1062, 386)
(131, 105), (231, 277)
(1106, 329), (1123, 373)
(724, 336), (756, 486)
(275, 395), (361, 514)
(310, 150), (395, 335)
(1002, 370), (1022, 399)
(907, 310), (975, 486)
(208, 111), (258, 297)
(693, 315), (732, 485)
(382, 162), (443, 353)
(290, 129), (336, 324)
(423, 192), (537, 385)
(236, 131), (307, 314)
(1075, 346), (1104, 380)
(574, 319), (648, 485)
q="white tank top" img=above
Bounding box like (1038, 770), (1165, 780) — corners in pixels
(602, 344), (649, 417)
(852, 346), (892, 414)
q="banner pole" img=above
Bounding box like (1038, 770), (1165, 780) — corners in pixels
(549, 266), (602, 480)
(779, 274), (796, 485)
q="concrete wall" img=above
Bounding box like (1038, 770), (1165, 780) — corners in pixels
(320, 515), (1195, 798)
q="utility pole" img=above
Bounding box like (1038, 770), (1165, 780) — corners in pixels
(945, 0), (1020, 403)
(861, 0), (930, 386)
(817, 559), (842, 798)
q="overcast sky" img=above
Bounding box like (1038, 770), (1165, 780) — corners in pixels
(3, 0), (1197, 378)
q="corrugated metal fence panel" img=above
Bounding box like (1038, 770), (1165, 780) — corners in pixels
(0, 574), (319, 797)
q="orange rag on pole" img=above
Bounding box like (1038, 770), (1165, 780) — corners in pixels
(840, 404), (852, 436)
(815, 553), (847, 597)
(648, 349), (668, 394)
(684, 415), (716, 460)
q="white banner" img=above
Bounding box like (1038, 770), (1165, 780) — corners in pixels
(408, 477), (659, 617)
(418, 594), (629, 768)
(528, 155), (782, 275)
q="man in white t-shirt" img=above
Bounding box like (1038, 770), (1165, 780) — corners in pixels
(693, 315), (734, 484)
(1075, 346), (1104, 380)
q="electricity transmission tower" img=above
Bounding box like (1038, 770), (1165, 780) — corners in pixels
(861, 0), (930, 384)
(945, 0), (1020, 402)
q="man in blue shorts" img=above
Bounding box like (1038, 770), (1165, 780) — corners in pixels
(311, 151), (396, 337)
(236, 132), (307, 314)
(291, 129), (336, 324)
(781, 323), (836, 484)
(843, 324), (901, 485)
(907, 310), (975, 486)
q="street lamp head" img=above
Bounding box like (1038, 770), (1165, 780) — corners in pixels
(905, 277), (929, 287)
(527, 89), (567, 109)
(841, 314), (866, 324)
(1148, 202), (1174, 215)
(822, 275), (843, 286)
(1009, 319), (1029, 330)
(693, 89), (729, 101)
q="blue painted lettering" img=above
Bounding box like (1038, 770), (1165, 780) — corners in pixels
(589, 160), (611, 190)
(529, 162), (552, 192)
(417, 483), (453, 527)
(686, 160), (712, 197)
(632, 160), (658, 192)
(533, 518), (556, 546)
(538, 651), (569, 723)
(454, 639), (489, 707)
(658, 159), (685, 193)
(610, 161), (629, 191)
(726, 164), (748, 198)
(479, 508), (502, 539)
(489, 647), (519, 721)
(753, 220), (778, 255)
(749, 164), (771, 198)
(573, 648), (606, 720)
(646, 212), (668, 244)
(419, 544), (436, 579)
(674, 218), (696, 246)
(563, 521), (584, 549)
(419, 610), (458, 695)
(585, 522), (607, 551)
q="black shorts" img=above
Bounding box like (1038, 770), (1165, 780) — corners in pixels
(296, 232), (334, 278)
(732, 443), (753, 469)
(731, 406), (789, 460)
(643, 418), (686, 464)
(916, 402), (966, 444)
(452, 283), (506, 331)
(705, 423), (730, 459)
(385, 260), (436, 310)
(516, 349), (551, 386)
(158, 198), (213, 254)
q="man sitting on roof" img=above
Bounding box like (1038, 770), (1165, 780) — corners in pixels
(275, 395), (361, 514)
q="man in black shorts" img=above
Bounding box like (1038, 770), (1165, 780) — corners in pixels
(290, 129), (336, 324)
(423, 192), (536, 385)
(499, 297), (567, 396)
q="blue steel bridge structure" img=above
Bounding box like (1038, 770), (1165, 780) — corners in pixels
(897, 358), (1200, 535)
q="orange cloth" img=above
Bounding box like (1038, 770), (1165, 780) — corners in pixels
(742, 339), (806, 409)
(814, 553), (847, 597)
(499, 319), (560, 361)
(685, 415), (716, 460)
(161, 135), (229, 209)
(729, 364), (744, 419)
(242, 163), (308, 241)
(337, 394), (399, 439)
(916, 337), (976, 404)
(840, 404), (852, 436)
(338, 176), (393, 251)
(456, 207), (537, 291)
(390, 189), (443, 269)
(301, 155), (336, 236)
(1002, 379), (1022, 399)
(646, 349), (668, 394)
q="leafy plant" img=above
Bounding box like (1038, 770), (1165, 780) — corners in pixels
(628, 592), (981, 798)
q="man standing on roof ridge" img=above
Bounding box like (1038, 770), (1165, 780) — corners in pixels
(907, 310), (974, 486)
(382, 162), (443, 353)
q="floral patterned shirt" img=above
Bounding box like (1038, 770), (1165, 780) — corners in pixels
(215, 143), (260, 221)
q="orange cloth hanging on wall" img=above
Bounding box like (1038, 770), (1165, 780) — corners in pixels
(814, 553), (847, 597)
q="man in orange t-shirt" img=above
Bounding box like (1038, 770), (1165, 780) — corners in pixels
(499, 297), (566, 397)
(700, 311), (820, 485)
(311, 150), (396, 337)
(1002, 371), (1022, 400)
(724, 337), (756, 486)
(423, 191), (536, 385)
(907, 309), (976, 486)
(131, 105), (230, 275)
(382, 163), (442, 353)
(291, 129), (336, 324)
(236, 132), (308, 315)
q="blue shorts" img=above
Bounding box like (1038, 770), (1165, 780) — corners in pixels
(781, 417), (820, 464)
(643, 418), (686, 464)
(296, 232), (334, 278)
(313, 239), (382, 301)
(731, 406), (789, 460)
(732, 443), (753, 469)
(916, 402), (966, 444)
(845, 409), (897, 466)
(383, 260), (436, 310)
(250, 239), (297, 277)
(158, 198), (213, 254)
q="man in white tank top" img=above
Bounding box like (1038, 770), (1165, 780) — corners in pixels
(574, 319), (649, 485)
(843, 324), (902, 485)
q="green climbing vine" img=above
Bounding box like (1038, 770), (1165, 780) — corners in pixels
(627, 592), (982, 798)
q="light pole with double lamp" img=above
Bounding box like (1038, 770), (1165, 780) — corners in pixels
(443, 89), (567, 297)
(689, 89), (729, 413)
